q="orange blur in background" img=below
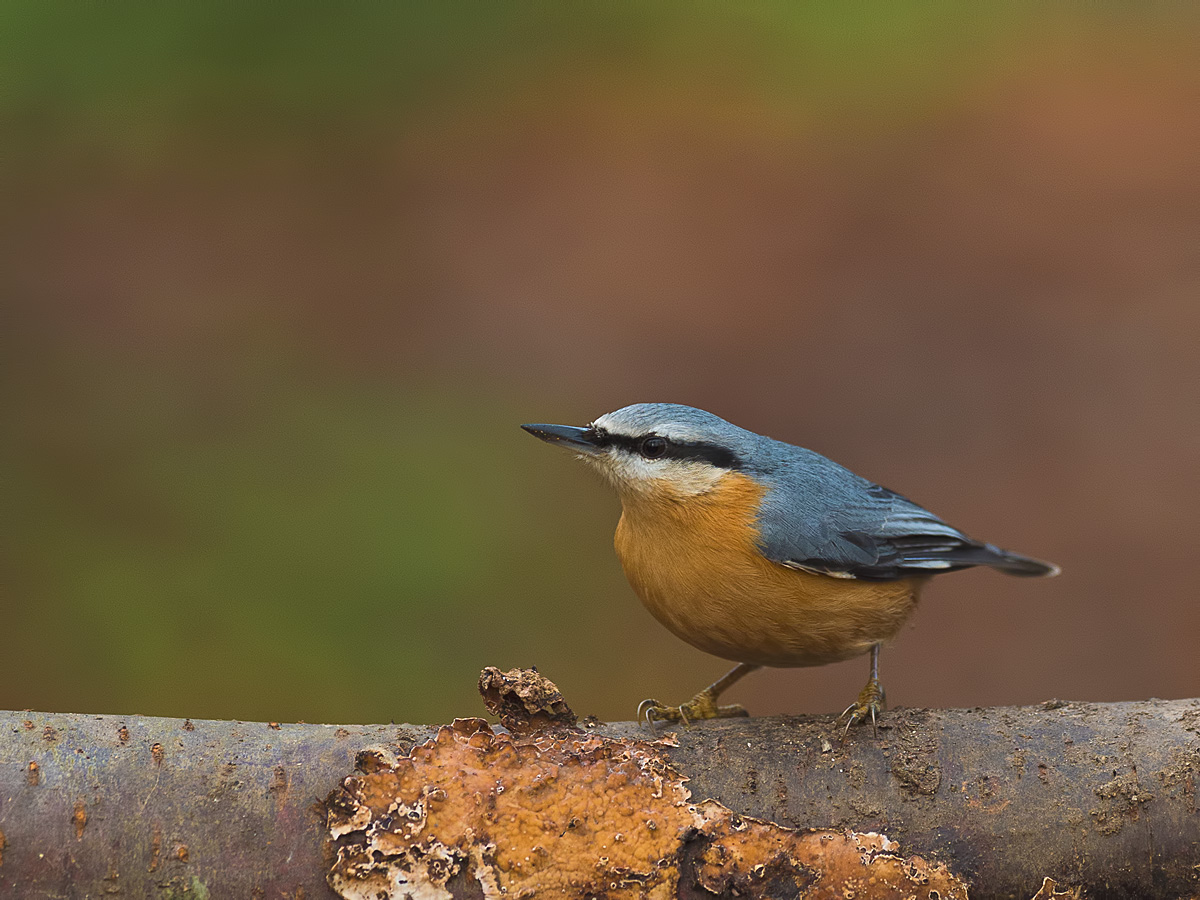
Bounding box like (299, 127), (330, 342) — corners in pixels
(2, 5), (1197, 724)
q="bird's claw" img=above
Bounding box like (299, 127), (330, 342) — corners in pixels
(637, 698), (672, 725)
(840, 678), (886, 739)
(638, 691), (749, 727)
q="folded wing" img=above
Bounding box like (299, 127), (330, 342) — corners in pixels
(755, 459), (1058, 581)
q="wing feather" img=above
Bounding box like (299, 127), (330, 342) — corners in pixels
(754, 455), (1005, 580)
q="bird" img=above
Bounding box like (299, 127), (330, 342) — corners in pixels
(522, 403), (1059, 732)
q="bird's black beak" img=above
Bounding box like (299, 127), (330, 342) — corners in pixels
(521, 423), (603, 455)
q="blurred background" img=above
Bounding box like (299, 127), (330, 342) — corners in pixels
(3, 4), (1198, 725)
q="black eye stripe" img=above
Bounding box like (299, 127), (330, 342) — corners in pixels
(588, 429), (740, 470)
(669, 443), (740, 469)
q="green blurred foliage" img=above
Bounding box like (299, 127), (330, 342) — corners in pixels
(3, 3), (1198, 724)
(4, 350), (632, 721)
(2, 3), (1050, 157)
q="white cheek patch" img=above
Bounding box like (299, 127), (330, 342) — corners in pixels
(587, 450), (726, 497)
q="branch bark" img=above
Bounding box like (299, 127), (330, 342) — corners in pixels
(1, 696), (1198, 899)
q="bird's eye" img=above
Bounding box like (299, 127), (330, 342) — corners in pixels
(640, 436), (668, 459)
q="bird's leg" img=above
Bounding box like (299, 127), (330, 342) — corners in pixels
(841, 643), (886, 737)
(638, 663), (761, 726)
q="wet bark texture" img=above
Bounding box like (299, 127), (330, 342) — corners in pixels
(1, 696), (1198, 899)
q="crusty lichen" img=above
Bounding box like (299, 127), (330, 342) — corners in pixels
(325, 717), (968, 899)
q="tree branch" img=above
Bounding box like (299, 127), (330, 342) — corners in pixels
(1, 690), (1198, 898)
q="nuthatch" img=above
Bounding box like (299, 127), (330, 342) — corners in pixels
(523, 403), (1058, 730)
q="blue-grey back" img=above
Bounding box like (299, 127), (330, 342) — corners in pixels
(747, 435), (973, 578)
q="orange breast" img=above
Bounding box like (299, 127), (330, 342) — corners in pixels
(613, 473), (922, 667)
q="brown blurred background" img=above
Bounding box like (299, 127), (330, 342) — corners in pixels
(2, 5), (1198, 725)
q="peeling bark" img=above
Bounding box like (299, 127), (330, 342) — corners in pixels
(326, 717), (969, 899)
(1, 691), (1198, 898)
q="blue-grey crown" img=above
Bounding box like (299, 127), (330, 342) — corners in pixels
(592, 403), (771, 472)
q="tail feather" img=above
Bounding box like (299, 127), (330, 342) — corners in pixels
(898, 541), (1060, 577)
(979, 543), (1060, 577)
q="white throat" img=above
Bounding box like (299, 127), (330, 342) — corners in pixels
(584, 451), (726, 498)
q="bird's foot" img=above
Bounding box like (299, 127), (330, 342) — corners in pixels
(638, 689), (749, 726)
(840, 678), (886, 738)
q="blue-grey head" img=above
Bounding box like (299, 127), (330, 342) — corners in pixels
(522, 403), (762, 497)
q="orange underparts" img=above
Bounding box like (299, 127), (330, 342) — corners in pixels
(614, 471), (922, 668)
